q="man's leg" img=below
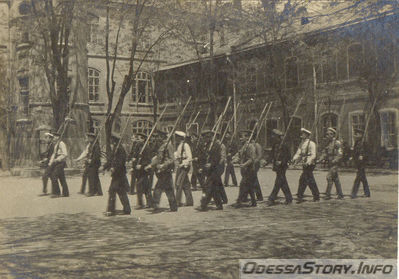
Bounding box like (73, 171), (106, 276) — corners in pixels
(306, 166), (320, 201)
(280, 170), (292, 203)
(117, 180), (131, 214)
(360, 168), (370, 197)
(80, 166), (88, 194)
(57, 163), (69, 197)
(164, 174), (177, 211)
(268, 172), (282, 202)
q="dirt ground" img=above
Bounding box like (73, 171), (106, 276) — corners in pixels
(0, 168), (397, 278)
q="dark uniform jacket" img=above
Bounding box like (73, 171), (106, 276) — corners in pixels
(271, 142), (291, 171)
(239, 142), (256, 176)
(41, 142), (55, 167)
(87, 142), (101, 168)
(135, 142), (153, 177)
(353, 139), (367, 168)
(151, 141), (175, 175)
(104, 145), (127, 177)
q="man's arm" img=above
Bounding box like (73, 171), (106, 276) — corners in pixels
(55, 141), (68, 162)
(307, 141), (317, 165)
(182, 143), (192, 166)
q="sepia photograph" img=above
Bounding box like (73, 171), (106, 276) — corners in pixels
(0, 0), (397, 278)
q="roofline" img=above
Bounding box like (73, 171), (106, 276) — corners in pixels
(156, 8), (399, 73)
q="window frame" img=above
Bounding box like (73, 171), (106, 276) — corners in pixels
(379, 108), (398, 149)
(88, 67), (100, 102)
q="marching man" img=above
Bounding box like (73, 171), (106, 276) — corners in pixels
(174, 131), (194, 207)
(319, 127), (344, 200)
(292, 128), (320, 203)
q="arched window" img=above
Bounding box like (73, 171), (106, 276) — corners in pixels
(321, 113), (338, 138)
(348, 43), (363, 78)
(285, 57), (298, 88)
(132, 72), (153, 104)
(88, 68), (100, 102)
(132, 120), (153, 135)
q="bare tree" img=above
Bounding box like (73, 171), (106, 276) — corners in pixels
(30, 0), (84, 129)
(100, 0), (174, 155)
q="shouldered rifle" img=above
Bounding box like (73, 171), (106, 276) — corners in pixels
(208, 97), (232, 153)
(153, 97), (192, 173)
(254, 102), (273, 142)
(136, 105), (168, 169)
(361, 96), (378, 145)
(220, 102), (241, 144)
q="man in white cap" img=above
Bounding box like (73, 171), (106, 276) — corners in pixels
(174, 131), (194, 207)
(292, 128), (320, 203)
(38, 132), (56, 196)
(49, 131), (69, 197)
(318, 127), (344, 199)
(351, 128), (370, 198)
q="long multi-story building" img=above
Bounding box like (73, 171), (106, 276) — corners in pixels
(155, 1), (399, 168)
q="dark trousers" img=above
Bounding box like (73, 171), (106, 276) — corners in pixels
(130, 172), (137, 194)
(107, 175), (131, 214)
(268, 169), (292, 203)
(224, 161), (237, 186)
(191, 166), (204, 189)
(201, 173), (224, 210)
(137, 174), (153, 207)
(80, 165), (89, 193)
(351, 168), (370, 197)
(325, 166), (343, 198)
(297, 165), (319, 200)
(237, 171), (257, 205)
(50, 162), (69, 196)
(153, 172), (177, 211)
(175, 167), (193, 206)
(254, 176), (263, 200)
(42, 165), (53, 194)
(87, 166), (102, 195)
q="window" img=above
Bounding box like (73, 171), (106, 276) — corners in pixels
(321, 53), (337, 83)
(266, 119), (278, 148)
(132, 72), (152, 104)
(380, 110), (397, 148)
(88, 68), (100, 102)
(238, 64), (257, 95)
(350, 112), (365, 145)
(247, 119), (257, 131)
(88, 18), (102, 45)
(132, 120), (153, 135)
(18, 77), (29, 116)
(285, 57), (298, 88)
(321, 113), (338, 138)
(18, 77), (29, 92)
(92, 118), (101, 134)
(348, 43), (363, 79)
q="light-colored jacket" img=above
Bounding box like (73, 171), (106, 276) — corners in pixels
(174, 142), (192, 167)
(49, 141), (68, 165)
(293, 139), (316, 165)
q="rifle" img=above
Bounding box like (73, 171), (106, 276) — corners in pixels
(152, 97), (192, 173)
(135, 105), (169, 169)
(208, 97), (232, 153)
(195, 107), (211, 149)
(186, 108), (201, 133)
(254, 102), (273, 142)
(220, 102), (241, 144)
(361, 96), (378, 145)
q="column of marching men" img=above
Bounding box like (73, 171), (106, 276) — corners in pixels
(38, 122), (370, 216)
